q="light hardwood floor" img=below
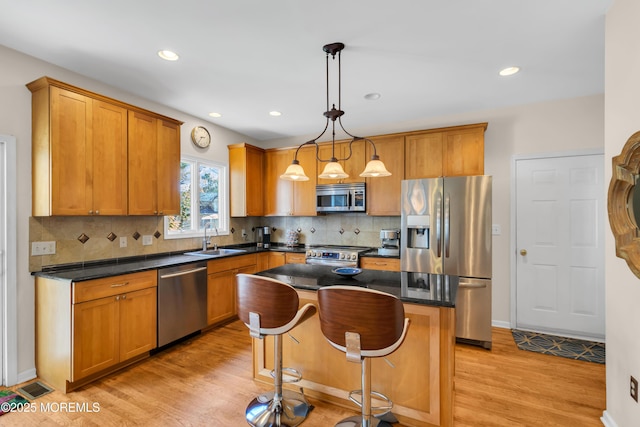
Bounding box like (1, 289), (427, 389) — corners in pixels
(4, 321), (605, 426)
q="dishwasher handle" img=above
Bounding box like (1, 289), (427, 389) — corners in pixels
(159, 266), (207, 279)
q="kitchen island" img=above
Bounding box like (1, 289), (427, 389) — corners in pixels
(255, 264), (456, 427)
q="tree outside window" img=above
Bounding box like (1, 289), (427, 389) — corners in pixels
(166, 157), (227, 238)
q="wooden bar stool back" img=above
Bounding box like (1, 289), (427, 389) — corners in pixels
(317, 285), (410, 427)
(236, 273), (316, 427)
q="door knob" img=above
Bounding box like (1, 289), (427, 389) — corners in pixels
(520, 249), (527, 256)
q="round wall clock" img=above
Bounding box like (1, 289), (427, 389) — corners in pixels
(191, 126), (211, 148)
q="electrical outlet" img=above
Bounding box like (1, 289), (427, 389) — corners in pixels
(631, 376), (638, 402)
(31, 241), (56, 256)
(119, 237), (127, 248)
(492, 224), (501, 235)
(142, 235), (153, 246)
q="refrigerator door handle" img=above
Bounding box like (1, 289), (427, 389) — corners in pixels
(436, 196), (442, 257)
(444, 193), (450, 258)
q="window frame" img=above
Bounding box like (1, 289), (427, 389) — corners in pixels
(163, 155), (229, 240)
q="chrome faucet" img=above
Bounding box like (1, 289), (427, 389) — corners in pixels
(213, 227), (218, 250)
(203, 223), (210, 250)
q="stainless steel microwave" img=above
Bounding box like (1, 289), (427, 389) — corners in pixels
(316, 183), (365, 212)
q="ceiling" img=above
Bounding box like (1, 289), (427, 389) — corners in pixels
(0, 0), (612, 142)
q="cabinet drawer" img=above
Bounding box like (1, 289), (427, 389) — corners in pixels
(360, 257), (401, 272)
(207, 253), (258, 273)
(285, 252), (306, 264)
(73, 270), (157, 304)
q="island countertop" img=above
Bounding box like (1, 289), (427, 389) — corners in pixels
(255, 263), (457, 308)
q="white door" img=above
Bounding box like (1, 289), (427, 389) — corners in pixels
(515, 153), (604, 340)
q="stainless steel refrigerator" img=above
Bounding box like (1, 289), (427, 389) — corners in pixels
(400, 176), (492, 349)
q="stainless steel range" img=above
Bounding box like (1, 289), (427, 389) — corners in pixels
(305, 246), (369, 267)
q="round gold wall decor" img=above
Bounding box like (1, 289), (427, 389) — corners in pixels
(608, 130), (640, 278)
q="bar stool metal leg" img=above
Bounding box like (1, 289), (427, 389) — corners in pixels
(245, 335), (311, 427)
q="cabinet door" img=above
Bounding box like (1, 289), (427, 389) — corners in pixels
(128, 111), (158, 215)
(257, 252), (270, 271)
(156, 119), (181, 215)
(119, 287), (157, 361)
(72, 296), (119, 380)
(405, 132), (444, 179)
(264, 149), (294, 216)
(50, 86), (93, 215)
(366, 134), (405, 216)
(207, 270), (236, 325)
(292, 145), (317, 216)
(442, 128), (484, 176)
(92, 99), (128, 215)
(268, 251), (286, 268)
(229, 144), (265, 217)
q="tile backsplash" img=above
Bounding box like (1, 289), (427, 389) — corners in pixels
(29, 214), (400, 272)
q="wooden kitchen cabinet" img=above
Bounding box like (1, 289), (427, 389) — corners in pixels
(316, 139), (366, 184)
(360, 257), (401, 271)
(264, 146), (317, 216)
(365, 134), (405, 216)
(27, 76), (182, 217)
(229, 143), (265, 217)
(285, 252), (306, 264)
(405, 123), (487, 179)
(207, 254), (258, 325)
(128, 111), (181, 215)
(28, 78), (128, 216)
(36, 270), (157, 392)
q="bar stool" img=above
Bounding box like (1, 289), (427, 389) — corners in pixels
(317, 285), (410, 427)
(236, 273), (317, 427)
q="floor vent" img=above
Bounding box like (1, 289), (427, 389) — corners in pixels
(17, 381), (53, 399)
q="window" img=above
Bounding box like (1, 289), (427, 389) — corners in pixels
(164, 157), (228, 239)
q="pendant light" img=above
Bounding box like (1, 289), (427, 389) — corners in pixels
(280, 42), (391, 181)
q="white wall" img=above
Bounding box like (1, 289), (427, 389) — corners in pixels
(0, 44), (258, 382)
(604, 0), (640, 425)
(265, 95), (605, 326)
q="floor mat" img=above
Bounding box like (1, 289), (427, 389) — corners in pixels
(512, 329), (605, 364)
(0, 389), (29, 416)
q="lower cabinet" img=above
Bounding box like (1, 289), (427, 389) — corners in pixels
(360, 257), (401, 272)
(36, 270), (157, 393)
(73, 286), (157, 380)
(207, 254), (257, 325)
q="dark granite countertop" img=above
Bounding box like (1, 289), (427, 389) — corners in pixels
(360, 248), (400, 259)
(256, 264), (457, 308)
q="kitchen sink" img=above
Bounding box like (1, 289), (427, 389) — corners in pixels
(185, 248), (247, 257)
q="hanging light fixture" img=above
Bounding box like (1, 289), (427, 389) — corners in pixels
(280, 42), (391, 181)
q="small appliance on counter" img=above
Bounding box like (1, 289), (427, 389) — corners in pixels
(255, 226), (271, 248)
(378, 229), (400, 256)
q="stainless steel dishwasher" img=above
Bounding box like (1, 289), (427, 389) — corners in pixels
(157, 261), (208, 347)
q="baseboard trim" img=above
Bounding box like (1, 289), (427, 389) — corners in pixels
(16, 368), (37, 385)
(492, 320), (511, 329)
(601, 410), (618, 427)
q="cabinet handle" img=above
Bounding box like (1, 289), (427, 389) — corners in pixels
(154, 211), (158, 215)
(95, 210), (100, 215)
(158, 211), (163, 215)
(116, 295), (120, 301)
(122, 295), (127, 300)
(110, 282), (129, 288)
(88, 210), (93, 215)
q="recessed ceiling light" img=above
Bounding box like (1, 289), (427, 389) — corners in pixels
(269, 111), (282, 117)
(499, 66), (520, 76)
(364, 93), (381, 100)
(209, 112), (222, 118)
(158, 50), (179, 61)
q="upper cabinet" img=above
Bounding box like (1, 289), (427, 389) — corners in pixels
(405, 123), (487, 179)
(128, 111), (181, 216)
(366, 134), (405, 216)
(27, 77), (182, 217)
(229, 143), (265, 217)
(264, 146), (317, 216)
